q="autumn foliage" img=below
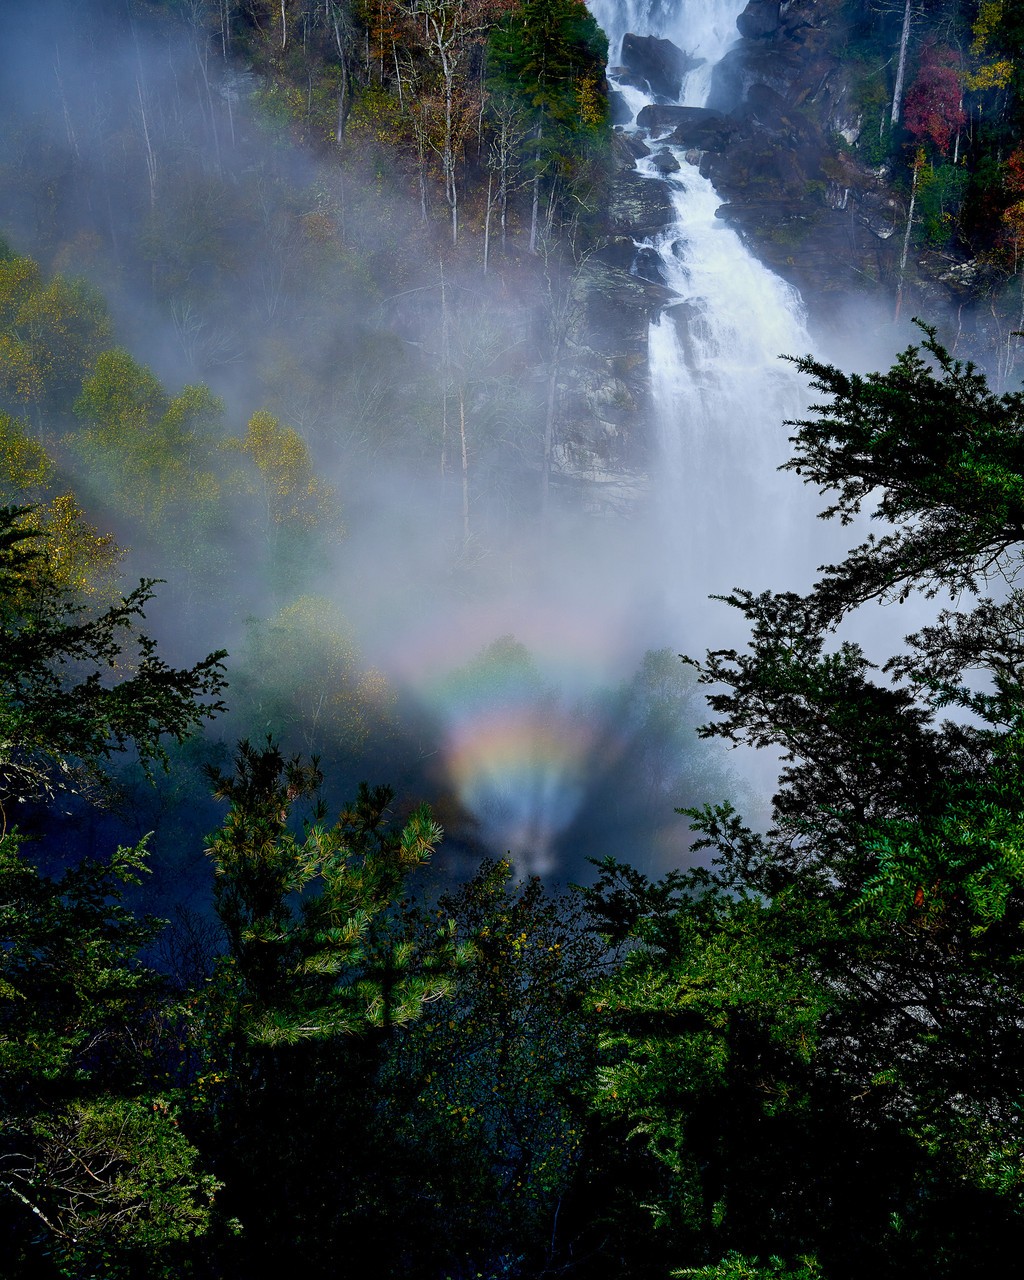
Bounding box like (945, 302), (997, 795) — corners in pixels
(904, 42), (966, 154)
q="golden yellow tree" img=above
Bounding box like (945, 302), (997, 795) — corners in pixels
(0, 410), (121, 601)
(0, 252), (111, 418)
(227, 409), (339, 532)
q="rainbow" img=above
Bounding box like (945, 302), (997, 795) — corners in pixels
(406, 626), (625, 874)
(444, 703), (597, 872)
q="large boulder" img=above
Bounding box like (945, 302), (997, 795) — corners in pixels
(635, 104), (737, 151)
(668, 115), (738, 152)
(632, 245), (668, 284)
(712, 190), (901, 328)
(611, 129), (651, 167)
(636, 104), (721, 133)
(707, 42), (812, 113)
(578, 259), (677, 331)
(619, 33), (699, 101)
(650, 149), (681, 175)
(736, 0), (781, 40)
(607, 86), (634, 126)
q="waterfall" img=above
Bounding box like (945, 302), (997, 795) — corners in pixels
(423, 3), (827, 872)
(589, 0), (821, 630)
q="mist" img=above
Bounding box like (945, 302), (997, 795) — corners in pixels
(0, 0), (961, 889)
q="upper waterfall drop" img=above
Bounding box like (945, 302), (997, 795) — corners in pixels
(588, 0), (745, 67)
(588, 0), (822, 624)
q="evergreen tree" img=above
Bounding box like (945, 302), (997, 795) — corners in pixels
(487, 0), (607, 247)
(0, 505), (226, 813)
(191, 739), (468, 1277)
(583, 326), (1024, 1279)
(0, 835), (218, 1278)
(377, 858), (602, 1276)
(0, 511), (225, 1277)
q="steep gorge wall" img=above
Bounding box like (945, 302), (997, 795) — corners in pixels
(685, 0), (1006, 332)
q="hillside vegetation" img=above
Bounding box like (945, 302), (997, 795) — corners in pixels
(4, 4), (1024, 1280)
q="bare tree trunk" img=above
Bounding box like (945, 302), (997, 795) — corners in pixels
(393, 44), (404, 111)
(193, 26), (223, 175)
(483, 173), (492, 277)
(439, 46), (459, 244)
(440, 259), (449, 480)
(895, 155), (920, 321)
(54, 44), (79, 159)
(543, 176), (558, 242)
(542, 360), (557, 516)
(490, 104), (523, 252)
(381, 1), (387, 79)
(459, 385), (470, 541)
(136, 76), (157, 208)
(891, 0), (912, 125)
(333, 11), (350, 142)
(281, 0), (289, 51)
(415, 122), (429, 224)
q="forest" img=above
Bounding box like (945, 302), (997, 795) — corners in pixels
(4, 1), (1024, 1278)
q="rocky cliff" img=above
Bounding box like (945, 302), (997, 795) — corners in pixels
(546, 0), (1023, 509)
(596, 1), (1006, 336)
(702, 0), (913, 325)
(703, 1), (1015, 335)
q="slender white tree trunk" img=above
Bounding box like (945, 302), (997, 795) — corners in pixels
(529, 169), (540, 253)
(136, 76), (157, 207)
(393, 44), (404, 111)
(439, 260), (449, 479)
(542, 360), (557, 516)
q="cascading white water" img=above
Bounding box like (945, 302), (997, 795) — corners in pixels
(589, 0), (821, 627)
(590, 0), (747, 103)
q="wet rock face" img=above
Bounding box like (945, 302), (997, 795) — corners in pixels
(607, 87), (634, 127)
(693, 0), (991, 326)
(688, 0), (906, 323)
(634, 105), (737, 153)
(606, 169), (675, 240)
(611, 130), (651, 164)
(715, 84), (828, 195)
(618, 33), (699, 101)
(708, 42), (819, 114)
(560, 130), (683, 508)
(560, 252), (678, 507)
(632, 245), (669, 283)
